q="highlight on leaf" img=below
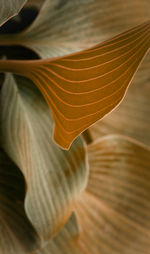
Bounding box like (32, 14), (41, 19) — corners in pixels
(0, 74), (88, 242)
(0, 21), (150, 149)
(75, 135), (150, 254)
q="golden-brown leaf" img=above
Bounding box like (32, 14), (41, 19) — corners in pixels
(90, 54), (150, 146)
(0, 21), (150, 149)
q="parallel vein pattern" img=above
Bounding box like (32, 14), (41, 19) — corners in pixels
(0, 21), (150, 149)
(90, 53), (150, 146)
(75, 135), (150, 254)
(28, 21), (150, 149)
(0, 74), (88, 242)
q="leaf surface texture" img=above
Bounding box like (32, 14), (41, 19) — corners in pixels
(0, 74), (88, 242)
(4, 21), (149, 149)
(75, 135), (150, 254)
(90, 54), (150, 146)
(0, 148), (40, 254)
(3, 0), (150, 58)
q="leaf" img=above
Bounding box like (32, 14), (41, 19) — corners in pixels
(0, 74), (88, 242)
(35, 213), (82, 254)
(25, 0), (43, 10)
(0, 20), (150, 149)
(0, 147), (40, 254)
(90, 53), (150, 146)
(75, 135), (150, 254)
(1, 0), (150, 58)
(0, 0), (27, 26)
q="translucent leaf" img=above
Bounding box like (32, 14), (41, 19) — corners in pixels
(75, 135), (150, 254)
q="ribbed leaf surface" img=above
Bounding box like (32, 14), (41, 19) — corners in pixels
(90, 54), (150, 146)
(75, 135), (150, 254)
(0, 74), (88, 242)
(0, 22), (150, 149)
(2, 20), (149, 149)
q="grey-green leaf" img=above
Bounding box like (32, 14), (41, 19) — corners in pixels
(0, 148), (40, 254)
(0, 74), (88, 243)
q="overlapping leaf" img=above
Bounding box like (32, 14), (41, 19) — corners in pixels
(90, 53), (150, 146)
(1, 0), (150, 58)
(0, 74), (88, 242)
(0, 148), (40, 254)
(75, 135), (150, 254)
(0, 146), (82, 254)
(0, 0), (27, 26)
(0, 21), (150, 149)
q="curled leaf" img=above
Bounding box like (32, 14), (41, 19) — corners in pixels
(75, 135), (150, 254)
(0, 148), (40, 254)
(0, 74), (88, 242)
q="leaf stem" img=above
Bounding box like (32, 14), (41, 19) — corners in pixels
(0, 59), (32, 76)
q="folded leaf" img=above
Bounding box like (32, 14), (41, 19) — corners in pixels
(90, 54), (150, 146)
(0, 21), (150, 149)
(0, 74), (88, 242)
(1, 0), (150, 58)
(75, 135), (150, 254)
(0, 148), (40, 254)
(0, 0), (27, 26)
